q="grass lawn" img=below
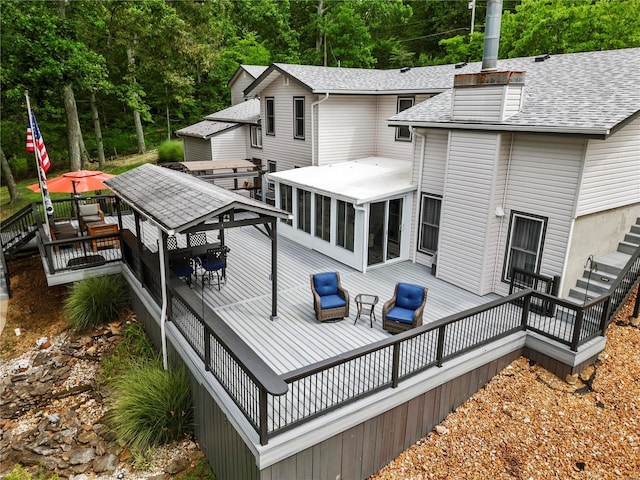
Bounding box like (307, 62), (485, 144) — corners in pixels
(0, 151), (158, 222)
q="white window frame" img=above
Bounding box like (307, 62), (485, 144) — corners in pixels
(502, 211), (547, 282)
(267, 161), (276, 192)
(314, 193), (331, 242)
(336, 200), (355, 252)
(293, 97), (305, 140)
(395, 97), (414, 141)
(297, 188), (311, 234)
(250, 125), (262, 148)
(279, 183), (293, 225)
(417, 193), (441, 254)
(265, 97), (275, 135)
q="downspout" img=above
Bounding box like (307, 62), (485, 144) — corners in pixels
(158, 226), (169, 370)
(411, 127), (427, 263)
(492, 133), (514, 288)
(311, 93), (330, 166)
(354, 204), (368, 273)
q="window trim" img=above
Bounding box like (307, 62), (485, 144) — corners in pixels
(336, 199), (355, 252)
(314, 193), (331, 242)
(293, 97), (305, 140)
(502, 211), (548, 283)
(279, 183), (293, 226)
(395, 96), (415, 141)
(417, 193), (442, 255)
(265, 97), (275, 136)
(250, 125), (262, 148)
(297, 188), (311, 234)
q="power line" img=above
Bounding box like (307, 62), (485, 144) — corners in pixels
(398, 27), (471, 42)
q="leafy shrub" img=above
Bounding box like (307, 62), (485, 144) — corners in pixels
(107, 360), (193, 450)
(63, 274), (130, 332)
(157, 140), (184, 163)
(101, 321), (158, 382)
(3, 464), (59, 479)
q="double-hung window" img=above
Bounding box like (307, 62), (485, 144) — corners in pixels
(502, 212), (547, 281)
(279, 184), (293, 225)
(336, 200), (355, 252)
(293, 97), (305, 139)
(250, 125), (262, 148)
(314, 193), (331, 242)
(297, 189), (311, 233)
(418, 194), (441, 254)
(395, 97), (414, 141)
(265, 97), (275, 135)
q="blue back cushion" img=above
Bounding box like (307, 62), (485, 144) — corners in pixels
(313, 272), (338, 296)
(395, 283), (424, 310)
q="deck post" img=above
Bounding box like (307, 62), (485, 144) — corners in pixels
(391, 343), (401, 387)
(570, 308), (584, 352)
(436, 325), (446, 367)
(520, 293), (531, 329)
(598, 296), (611, 333)
(158, 228), (170, 370)
(271, 218), (278, 321)
(259, 388), (269, 445)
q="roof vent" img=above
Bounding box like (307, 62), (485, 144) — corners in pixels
(400, 66), (411, 73)
(534, 54), (550, 62)
(455, 62), (468, 69)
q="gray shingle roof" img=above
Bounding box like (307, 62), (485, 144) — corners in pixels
(104, 164), (289, 233)
(389, 48), (640, 136)
(175, 120), (239, 139)
(242, 65), (268, 79)
(205, 98), (260, 124)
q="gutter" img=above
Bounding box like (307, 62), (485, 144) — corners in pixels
(311, 93), (330, 166)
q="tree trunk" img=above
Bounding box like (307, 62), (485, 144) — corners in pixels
(316, 0), (325, 54)
(90, 92), (106, 168)
(0, 147), (22, 203)
(64, 84), (82, 171)
(127, 44), (146, 154)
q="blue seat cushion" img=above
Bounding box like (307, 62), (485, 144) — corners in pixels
(201, 257), (225, 271)
(395, 283), (425, 310)
(174, 266), (193, 276)
(313, 272), (339, 296)
(320, 293), (346, 310)
(385, 306), (415, 324)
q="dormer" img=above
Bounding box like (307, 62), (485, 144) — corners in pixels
(451, 70), (525, 122)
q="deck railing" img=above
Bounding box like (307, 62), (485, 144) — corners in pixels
(119, 227), (640, 445)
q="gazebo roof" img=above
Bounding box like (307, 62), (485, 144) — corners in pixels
(104, 163), (290, 234)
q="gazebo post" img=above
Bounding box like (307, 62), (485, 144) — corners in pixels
(158, 228), (170, 370)
(270, 218), (278, 321)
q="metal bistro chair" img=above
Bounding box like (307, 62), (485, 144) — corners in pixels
(197, 246), (230, 290)
(187, 231), (207, 248)
(169, 251), (194, 287)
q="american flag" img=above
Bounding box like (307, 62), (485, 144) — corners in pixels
(26, 113), (51, 174)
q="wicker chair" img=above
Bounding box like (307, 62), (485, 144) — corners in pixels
(382, 283), (428, 334)
(310, 272), (350, 322)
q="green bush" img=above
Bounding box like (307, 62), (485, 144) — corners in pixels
(107, 360), (193, 450)
(157, 140), (184, 163)
(63, 274), (130, 332)
(101, 321), (158, 381)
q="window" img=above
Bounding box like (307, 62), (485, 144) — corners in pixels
(297, 189), (311, 233)
(279, 184), (293, 225)
(266, 161), (276, 203)
(502, 212), (547, 281)
(395, 97), (414, 141)
(314, 193), (331, 242)
(336, 200), (355, 252)
(418, 194), (441, 254)
(293, 97), (305, 139)
(265, 97), (275, 135)
(250, 125), (262, 148)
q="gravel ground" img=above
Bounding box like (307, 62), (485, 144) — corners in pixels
(370, 287), (640, 480)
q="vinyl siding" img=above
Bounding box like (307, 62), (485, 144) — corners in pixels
(317, 96), (377, 165)
(495, 134), (583, 295)
(376, 95), (432, 160)
(451, 86), (504, 122)
(438, 132), (499, 294)
(230, 70), (255, 105)
(245, 124), (264, 164)
(503, 85), (523, 119)
(576, 117), (640, 216)
(212, 126), (247, 160)
(261, 76), (313, 171)
(183, 137), (213, 162)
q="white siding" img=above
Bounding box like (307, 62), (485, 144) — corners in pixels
(211, 126), (246, 160)
(261, 76), (313, 171)
(451, 86), (504, 122)
(182, 137), (213, 162)
(317, 96), (377, 165)
(503, 85), (523, 119)
(576, 117), (640, 216)
(376, 95), (431, 160)
(230, 70), (255, 105)
(493, 134), (583, 296)
(438, 132), (500, 294)
(244, 125), (263, 164)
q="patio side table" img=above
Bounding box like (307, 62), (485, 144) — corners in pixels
(354, 294), (379, 328)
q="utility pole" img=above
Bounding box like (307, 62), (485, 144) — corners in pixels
(469, 0), (477, 34)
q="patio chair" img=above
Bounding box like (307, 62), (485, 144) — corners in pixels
(187, 231), (207, 248)
(382, 283), (428, 334)
(169, 252), (194, 287)
(78, 204), (105, 231)
(310, 272), (350, 322)
(197, 246), (230, 290)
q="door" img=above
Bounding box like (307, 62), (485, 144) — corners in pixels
(367, 199), (404, 266)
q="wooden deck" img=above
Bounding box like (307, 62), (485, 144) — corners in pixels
(118, 215), (500, 375)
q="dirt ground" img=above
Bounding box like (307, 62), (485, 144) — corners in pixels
(0, 254), (69, 360)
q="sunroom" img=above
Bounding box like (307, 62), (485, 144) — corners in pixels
(266, 157), (416, 272)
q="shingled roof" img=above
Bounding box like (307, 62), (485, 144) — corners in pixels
(104, 164), (289, 234)
(205, 98), (260, 124)
(174, 120), (239, 139)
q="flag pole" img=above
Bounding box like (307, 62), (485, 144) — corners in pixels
(25, 91), (53, 239)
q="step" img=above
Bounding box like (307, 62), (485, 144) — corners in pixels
(631, 224), (640, 235)
(596, 252), (632, 276)
(579, 268), (617, 285)
(576, 276), (612, 295)
(624, 232), (640, 246)
(568, 286), (601, 304)
(618, 241), (639, 255)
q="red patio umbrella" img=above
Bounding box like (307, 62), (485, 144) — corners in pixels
(27, 170), (115, 194)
